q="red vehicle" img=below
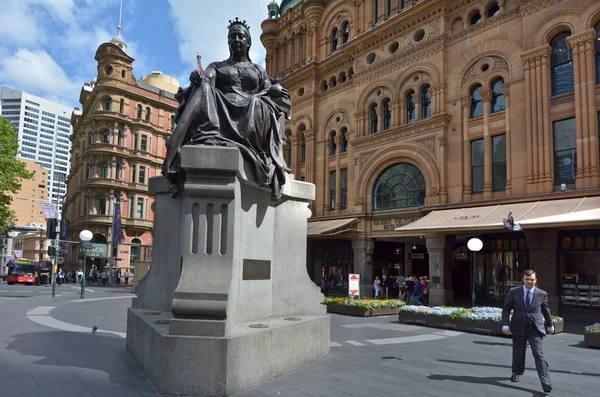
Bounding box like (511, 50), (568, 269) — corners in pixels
(6, 259), (36, 285)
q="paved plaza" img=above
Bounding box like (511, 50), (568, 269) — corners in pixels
(0, 283), (598, 397)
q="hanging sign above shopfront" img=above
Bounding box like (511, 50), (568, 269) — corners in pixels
(371, 215), (422, 232)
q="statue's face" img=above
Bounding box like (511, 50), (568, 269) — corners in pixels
(228, 26), (250, 57)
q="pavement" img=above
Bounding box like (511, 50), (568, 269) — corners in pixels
(1, 282), (599, 397)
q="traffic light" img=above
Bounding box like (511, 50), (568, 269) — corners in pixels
(46, 218), (58, 239)
(60, 219), (70, 240)
(47, 245), (56, 257)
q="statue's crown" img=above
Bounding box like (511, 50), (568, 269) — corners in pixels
(228, 17), (250, 31)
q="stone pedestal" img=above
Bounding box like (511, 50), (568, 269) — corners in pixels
(127, 146), (329, 396)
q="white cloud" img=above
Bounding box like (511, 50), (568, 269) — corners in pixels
(168, 0), (269, 74)
(0, 1), (48, 47)
(0, 49), (81, 105)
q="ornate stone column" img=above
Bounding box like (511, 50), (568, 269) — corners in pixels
(480, 89), (493, 198)
(290, 135), (299, 177)
(568, 29), (598, 188)
(377, 105), (384, 133)
(521, 45), (552, 193)
(461, 96), (472, 201)
(439, 138), (448, 203)
(390, 100), (400, 127)
(334, 133), (342, 213)
(502, 83), (512, 195)
(399, 99), (407, 125)
(305, 130), (316, 184)
(426, 235), (455, 306)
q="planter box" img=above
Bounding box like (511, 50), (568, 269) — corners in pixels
(584, 332), (600, 348)
(398, 312), (564, 336)
(326, 303), (401, 317)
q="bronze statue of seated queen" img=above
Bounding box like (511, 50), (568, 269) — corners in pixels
(162, 17), (292, 201)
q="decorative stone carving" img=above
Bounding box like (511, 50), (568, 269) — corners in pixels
(430, 186), (439, 195)
(360, 151), (373, 165)
(354, 196), (364, 205)
(462, 56), (511, 89)
(417, 136), (436, 153)
(353, 118), (450, 151)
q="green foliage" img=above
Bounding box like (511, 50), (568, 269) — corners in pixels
(0, 117), (33, 235)
(322, 297), (405, 310)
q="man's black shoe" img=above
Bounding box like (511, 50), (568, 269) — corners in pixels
(542, 384), (553, 393)
(510, 374), (520, 382)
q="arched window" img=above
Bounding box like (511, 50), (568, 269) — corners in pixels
(145, 106), (151, 121)
(383, 99), (392, 130)
(330, 132), (337, 156)
(421, 85), (431, 119)
(370, 103), (378, 134)
(386, 0), (392, 16)
(342, 21), (350, 44)
(131, 238), (142, 260)
(470, 84), (484, 118)
(170, 115), (175, 130)
(100, 162), (109, 178)
(491, 78), (505, 113)
(406, 91), (416, 123)
(102, 131), (111, 144)
(487, 2), (500, 18)
(331, 28), (338, 52)
(470, 10), (482, 26)
(551, 32), (574, 95)
(373, 0), (378, 25)
(136, 104), (142, 119)
(595, 21), (600, 83)
(104, 98), (112, 111)
(117, 130), (124, 146)
(373, 163), (426, 210)
(341, 127), (348, 153)
(119, 98), (125, 113)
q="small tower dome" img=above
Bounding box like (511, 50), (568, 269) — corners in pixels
(267, 0), (279, 19)
(110, 26), (127, 52)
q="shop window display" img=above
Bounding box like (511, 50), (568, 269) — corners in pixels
(560, 233), (600, 307)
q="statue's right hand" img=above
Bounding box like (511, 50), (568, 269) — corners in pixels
(189, 70), (202, 85)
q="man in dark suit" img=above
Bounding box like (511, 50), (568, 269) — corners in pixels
(502, 269), (554, 393)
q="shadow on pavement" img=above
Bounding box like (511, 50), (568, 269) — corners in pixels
(438, 359), (600, 378)
(428, 374), (547, 397)
(4, 330), (158, 395)
(381, 356), (403, 360)
(472, 340), (512, 347)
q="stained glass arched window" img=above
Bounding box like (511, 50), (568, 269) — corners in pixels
(373, 163), (426, 210)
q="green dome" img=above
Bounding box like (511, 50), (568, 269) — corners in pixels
(280, 0), (302, 15)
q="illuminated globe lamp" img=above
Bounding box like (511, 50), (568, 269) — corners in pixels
(467, 237), (483, 308)
(79, 230), (93, 299)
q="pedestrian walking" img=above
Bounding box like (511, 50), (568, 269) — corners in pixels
(502, 269), (554, 393)
(124, 270), (130, 286)
(373, 276), (381, 298)
(404, 276), (416, 304)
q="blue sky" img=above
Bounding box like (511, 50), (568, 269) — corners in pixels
(0, 0), (272, 108)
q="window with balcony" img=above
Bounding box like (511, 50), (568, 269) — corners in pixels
(119, 98), (125, 113)
(139, 167), (146, 185)
(134, 134), (139, 150)
(104, 98), (112, 112)
(145, 107), (151, 121)
(140, 135), (148, 152)
(331, 28), (338, 52)
(373, 0), (378, 25)
(136, 104), (142, 119)
(102, 131), (111, 144)
(99, 197), (107, 215)
(131, 165), (137, 183)
(100, 163), (109, 178)
(342, 21), (350, 44)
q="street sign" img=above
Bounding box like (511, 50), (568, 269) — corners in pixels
(108, 257), (115, 265)
(40, 203), (58, 220)
(81, 241), (94, 249)
(348, 274), (360, 297)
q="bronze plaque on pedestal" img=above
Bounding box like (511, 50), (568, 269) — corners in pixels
(242, 259), (271, 280)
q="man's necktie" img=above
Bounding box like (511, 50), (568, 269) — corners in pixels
(525, 290), (531, 325)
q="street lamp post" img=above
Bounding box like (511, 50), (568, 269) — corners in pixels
(79, 230), (93, 299)
(467, 237), (483, 308)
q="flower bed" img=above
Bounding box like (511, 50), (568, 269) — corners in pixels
(322, 297), (405, 317)
(584, 322), (600, 348)
(398, 306), (564, 336)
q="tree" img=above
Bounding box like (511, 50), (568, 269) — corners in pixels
(0, 116), (33, 237)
